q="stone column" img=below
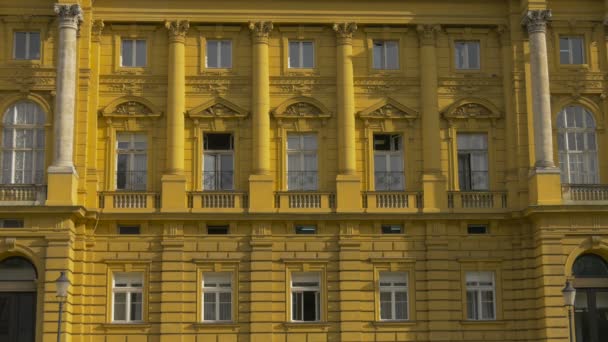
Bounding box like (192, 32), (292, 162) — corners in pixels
(333, 23), (361, 212)
(46, 4), (82, 206)
(161, 20), (189, 211)
(248, 21), (274, 212)
(417, 25), (446, 211)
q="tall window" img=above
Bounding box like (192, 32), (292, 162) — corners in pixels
(14, 32), (40, 60)
(288, 41), (314, 68)
(202, 272), (232, 322)
(206, 40), (232, 68)
(1, 101), (45, 184)
(287, 134), (317, 190)
(465, 271), (496, 320)
(291, 272), (321, 322)
(379, 272), (408, 320)
(457, 133), (488, 190)
(121, 39), (146, 67)
(203, 133), (234, 190)
(116, 133), (147, 191)
(557, 106), (598, 184)
(455, 40), (480, 70)
(372, 40), (399, 70)
(112, 273), (144, 323)
(374, 134), (404, 190)
(560, 36), (585, 65)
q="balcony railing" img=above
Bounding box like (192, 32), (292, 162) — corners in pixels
(374, 172), (405, 191)
(0, 184), (46, 205)
(448, 191), (507, 210)
(188, 191), (248, 212)
(286, 171), (318, 191)
(363, 191), (422, 212)
(275, 192), (335, 212)
(98, 191), (160, 211)
(562, 184), (608, 203)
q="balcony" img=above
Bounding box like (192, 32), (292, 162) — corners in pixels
(188, 191), (248, 213)
(562, 184), (608, 204)
(98, 192), (160, 212)
(0, 185), (46, 206)
(363, 191), (422, 213)
(275, 192), (335, 213)
(447, 191), (507, 212)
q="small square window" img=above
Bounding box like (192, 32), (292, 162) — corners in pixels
(288, 41), (314, 68)
(295, 225), (316, 234)
(467, 224), (488, 235)
(14, 32), (40, 60)
(372, 40), (399, 70)
(0, 219), (24, 228)
(207, 225), (229, 235)
(118, 225), (140, 235)
(206, 40), (232, 68)
(455, 40), (480, 70)
(121, 39), (147, 67)
(560, 36), (585, 65)
(381, 225), (403, 234)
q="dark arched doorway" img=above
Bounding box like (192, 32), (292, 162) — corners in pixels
(572, 253), (608, 342)
(0, 256), (37, 342)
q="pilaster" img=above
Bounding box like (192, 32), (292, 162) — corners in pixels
(337, 222), (362, 342)
(86, 19), (104, 208)
(159, 223), (185, 341)
(248, 223), (274, 342)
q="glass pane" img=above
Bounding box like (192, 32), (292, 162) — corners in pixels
(386, 41), (399, 69)
(466, 290), (477, 319)
(303, 135), (317, 150)
(130, 292), (143, 321)
(219, 292), (232, 321)
(207, 40), (219, 68)
(481, 291), (495, 320)
(468, 42), (480, 69)
(574, 292), (589, 342)
(287, 135), (300, 150)
(395, 291), (408, 320)
(289, 42), (300, 68)
(113, 293), (127, 321)
(455, 42), (466, 69)
(572, 254), (608, 277)
(3, 129), (12, 149)
(28, 32), (40, 60)
(572, 38), (584, 64)
(221, 41), (232, 68)
(121, 40), (133, 66)
(373, 42), (383, 69)
(203, 292), (216, 321)
(380, 292), (392, 319)
(292, 292), (302, 321)
(302, 42), (314, 68)
(14, 32), (27, 59)
(135, 40), (146, 66)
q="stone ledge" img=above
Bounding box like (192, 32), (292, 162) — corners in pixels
(192, 322), (241, 331)
(101, 323), (152, 332)
(282, 322), (330, 331)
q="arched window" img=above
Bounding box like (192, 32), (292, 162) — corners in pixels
(572, 254), (608, 278)
(557, 106), (599, 184)
(0, 257), (37, 282)
(1, 101), (46, 184)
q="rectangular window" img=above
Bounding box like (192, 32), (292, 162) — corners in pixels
(206, 40), (232, 68)
(207, 225), (229, 235)
(202, 272), (232, 322)
(287, 134), (318, 190)
(121, 39), (147, 67)
(455, 40), (480, 70)
(466, 271), (496, 320)
(381, 224), (402, 234)
(457, 133), (488, 190)
(560, 36), (585, 65)
(288, 41), (314, 68)
(112, 273), (144, 323)
(467, 224), (488, 235)
(116, 133), (147, 191)
(13, 32), (40, 60)
(374, 134), (404, 191)
(295, 225), (317, 234)
(372, 40), (399, 70)
(203, 133), (234, 190)
(118, 225), (140, 235)
(379, 272), (408, 320)
(0, 219), (24, 228)
(291, 272), (321, 322)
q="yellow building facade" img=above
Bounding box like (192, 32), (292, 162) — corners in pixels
(1, 0), (608, 341)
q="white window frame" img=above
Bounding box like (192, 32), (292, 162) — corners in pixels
(559, 36), (585, 65)
(372, 40), (399, 70)
(291, 272), (321, 322)
(112, 273), (144, 323)
(465, 271), (496, 321)
(557, 106), (599, 184)
(286, 133), (318, 191)
(202, 272), (233, 322)
(206, 40), (232, 69)
(373, 134), (404, 191)
(379, 272), (408, 321)
(13, 31), (40, 60)
(455, 40), (480, 70)
(120, 38), (147, 67)
(457, 133), (489, 191)
(203, 133), (234, 190)
(1, 101), (46, 185)
(288, 40), (315, 69)
(116, 133), (147, 191)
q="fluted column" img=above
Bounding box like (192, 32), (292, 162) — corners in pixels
(333, 23), (361, 212)
(522, 10), (555, 169)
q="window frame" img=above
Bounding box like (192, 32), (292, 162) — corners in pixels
(378, 272), (409, 321)
(290, 272), (321, 322)
(286, 133), (318, 191)
(202, 133), (234, 191)
(288, 40), (315, 69)
(454, 40), (481, 70)
(13, 31), (41, 61)
(559, 36), (586, 65)
(205, 39), (233, 69)
(372, 40), (400, 70)
(201, 272), (233, 322)
(120, 38), (147, 68)
(556, 106), (599, 185)
(111, 272), (144, 323)
(115, 132), (148, 191)
(465, 271), (496, 321)
(456, 133), (489, 191)
(373, 133), (405, 191)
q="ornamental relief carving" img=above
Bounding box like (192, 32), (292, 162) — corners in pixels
(100, 76), (164, 94)
(187, 77), (248, 96)
(272, 97), (332, 119)
(442, 99), (502, 127)
(100, 97), (162, 118)
(284, 102), (322, 116)
(187, 98), (248, 119)
(358, 98), (418, 127)
(115, 101), (153, 115)
(270, 77), (333, 95)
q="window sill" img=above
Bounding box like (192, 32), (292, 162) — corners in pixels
(460, 320), (506, 326)
(192, 322), (241, 331)
(283, 322), (330, 331)
(101, 323), (151, 332)
(372, 320), (417, 328)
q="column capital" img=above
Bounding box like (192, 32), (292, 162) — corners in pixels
(333, 22), (357, 45)
(522, 10), (552, 34)
(416, 24), (441, 46)
(165, 20), (190, 43)
(91, 20), (104, 42)
(249, 21), (273, 44)
(54, 4), (83, 29)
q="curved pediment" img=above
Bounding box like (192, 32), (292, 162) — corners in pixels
(272, 97), (332, 119)
(187, 98), (248, 119)
(442, 98), (501, 120)
(100, 96), (162, 117)
(358, 98), (418, 119)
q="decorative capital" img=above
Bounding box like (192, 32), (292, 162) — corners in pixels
(54, 4), (83, 29)
(333, 22), (357, 44)
(91, 20), (104, 42)
(522, 10), (552, 34)
(165, 20), (190, 42)
(249, 21), (273, 43)
(416, 24), (441, 46)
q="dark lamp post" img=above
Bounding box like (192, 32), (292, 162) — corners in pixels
(562, 280), (576, 342)
(55, 271), (69, 342)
